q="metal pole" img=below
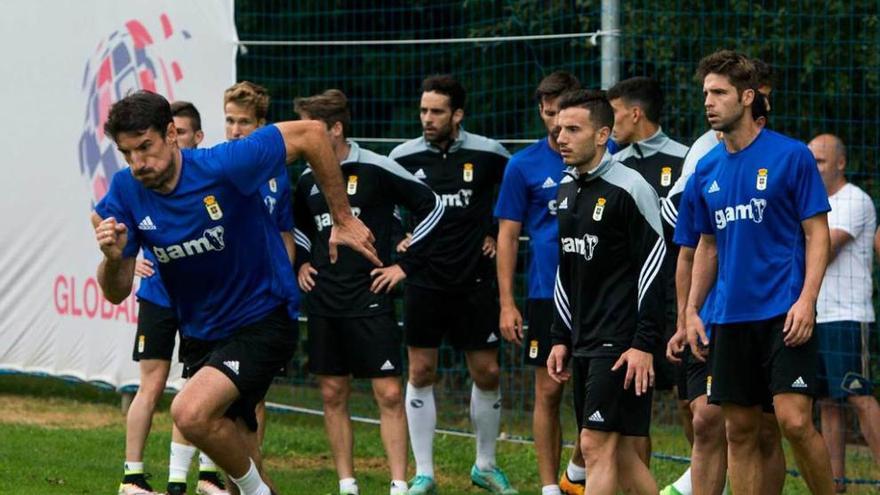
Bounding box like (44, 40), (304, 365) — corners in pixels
(600, 0), (620, 89)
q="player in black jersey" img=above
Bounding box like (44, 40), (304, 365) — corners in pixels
(547, 90), (664, 495)
(607, 77), (688, 466)
(389, 75), (516, 495)
(292, 90), (443, 495)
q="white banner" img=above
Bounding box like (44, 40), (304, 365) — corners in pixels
(0, 1), (238, 390)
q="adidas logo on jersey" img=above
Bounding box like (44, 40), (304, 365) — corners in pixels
(558, 197), (569, 210)
(708, 180), (720, 193)
(588, 410), (604, 423)
(486, 332), (499, 343)
(223, 360), (240, 375)
(791, 376), (808, 388)
(152, 226), (226, 263)
(138, 216), (157, 230)
(380, 360), (395, 371)
(414, 168), (427, 179)
(714, 198), (767, 230)
(310, 184), (320, 196)
(541, 177), (557, 189)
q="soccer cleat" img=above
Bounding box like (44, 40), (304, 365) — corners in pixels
(165, 481), (187, 495)
(470, 465), (518, 494)
(660, 485), (685, 495)
(196, 471), (229, 495)
(559, 471), (585, 495)
(407, 475), (437, 495)
(118, 479), (158, 495)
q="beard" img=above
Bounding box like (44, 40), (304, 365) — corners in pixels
(423, 120), (454, 146)
(135, 160), (177, 191)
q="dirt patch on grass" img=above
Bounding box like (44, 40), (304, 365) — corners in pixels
(0, 393), (121, 430)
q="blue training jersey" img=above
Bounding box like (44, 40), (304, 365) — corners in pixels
(96, 125), (300, 340)
(673, 174), (716, 328)
(494, 137), (563, 299)
(691, 129), (830, 324)
(135, 248), (172, 307)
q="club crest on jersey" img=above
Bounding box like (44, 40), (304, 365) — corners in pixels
(661, 167), (672, 187)
(347, 175), (358, 195)
(529, 340), (539, 359)
(756, 168), (768, 190)
(463, 162), (474, 182)
(203, 195), (223, 220)
(592, 197), (606, 221)
(268, 178), (277, 193)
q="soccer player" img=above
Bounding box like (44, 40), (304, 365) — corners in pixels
(116, 100), (229, 495)
(547, 89), (664, 495)
(607, 76), (688, 466)
(494, 71), (586, 495)
(93, 90), (379, 495)
(686, 50), (834, 495)
(662, 62), (786, 495)
(389, 75), (515, 495)
(291, 89), (443, 495)
(810, 133), (880, 491)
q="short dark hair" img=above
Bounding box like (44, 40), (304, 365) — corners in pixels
(695, 50), (757, 95)
(534, 71), (581, 103)
(557, 89), (614, 131)
(104, 90), (173, 142)
(421, 74), (466, 111)
(224, 81), (270, 121)
(606, 77), (663, 123)
(170, 100), (202, 132)
(293, 89), (352, 138)
(752, 58), (774, 89)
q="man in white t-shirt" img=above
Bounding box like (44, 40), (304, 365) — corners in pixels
(810, 133), (880, 490)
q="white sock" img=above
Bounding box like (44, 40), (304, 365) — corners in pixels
(199, 451), (219, 472)
(406, 382), (436, 478)
(231, 459), (271, 495)
(566, 460), (586, 482)
(542, 485), (562, 495)
(339, 477), (358, 494)
(672, 466), (693, 494)
(124, 461), (144, 476)
(168, 442), (197, 483)
(470, 383), (501, 471)
(390, 479), (408, 494)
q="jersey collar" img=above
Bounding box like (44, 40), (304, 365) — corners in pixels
(563, 149), (615, 183)
(422, 128), (470, 154)
(341, 139), (361, 165)
(630, 127), (669, 159)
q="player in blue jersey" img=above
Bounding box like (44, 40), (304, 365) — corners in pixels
(685, 50), (834, 494)
(93, 90), (379, 495)
(495, 71), (586, 495)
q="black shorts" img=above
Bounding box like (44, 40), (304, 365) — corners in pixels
(179, 306), (297, 431)
(307, 313), (403, 378)
(653, 309), (677, 391)
(404, 284), (500, 351)
(684, 346), (711, 403)
(523, 299), (554, 367)
(572, 355), (653, 437)
(710, 314), (818, 408)
(134, 299), (179, 361)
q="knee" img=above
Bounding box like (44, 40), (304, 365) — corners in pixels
(373, 382), (403, 411)
(725, 418), (760, 447)
(408, 362), (436, 388)
(472, 363), (500, 390)
(535, 379), (563, 409)
(758, 420), (782, 456)
(579, 434), (609, 467)
(692, 407), (725, 445)
(171, 395), (207, 439)
(776, 410), (813, 442)
(320, 381), (348, 409)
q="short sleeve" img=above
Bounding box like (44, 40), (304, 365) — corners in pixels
(494, 158), (528, 222)
(206, 125), (288, 196)
(791, 146), (831, 221)
(673, 176), (701, 248)
(94, 171), (140, 258)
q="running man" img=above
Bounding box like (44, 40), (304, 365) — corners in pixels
(94, 90), (378, 495)
(292, 89), (443, 495)
(686, 49), (834, 495)
(494, 71), (586, 495)
(547, 89), (665, 495)
(389, 75), (515, 494)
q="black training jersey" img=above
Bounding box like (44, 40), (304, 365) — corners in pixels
(551, 151), (666, 358)
(389, 129), (509, 290)
(294, 141), (443, 317)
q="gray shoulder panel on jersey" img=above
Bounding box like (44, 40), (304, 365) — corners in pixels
(659, 138), (689, 159)
(356, 146), (428, 186)
(388, 137), (429, 160)
(668, 129), (720, 198)
(612, 144), (638, 163)
(460, 130), (511, 158)
(603, 161), (663, 236)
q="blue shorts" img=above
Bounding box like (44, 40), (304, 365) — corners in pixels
(816, 321), (873, 400)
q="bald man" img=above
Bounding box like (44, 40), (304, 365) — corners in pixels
(809, 134), (880, 491)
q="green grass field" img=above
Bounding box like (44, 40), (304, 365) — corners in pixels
(0, 374), (877, 494)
